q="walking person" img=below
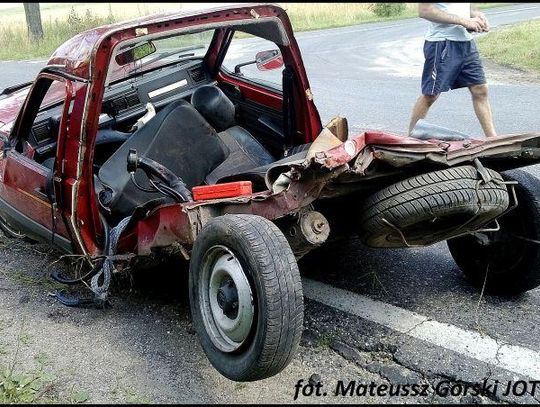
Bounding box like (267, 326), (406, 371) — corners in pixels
(408, 3), (497, 138)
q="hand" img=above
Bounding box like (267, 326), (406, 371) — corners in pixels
(462, 16), (485, 33)
(476, 12), (490, 32)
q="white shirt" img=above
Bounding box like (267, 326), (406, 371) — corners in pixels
(425, 3), (473, 42)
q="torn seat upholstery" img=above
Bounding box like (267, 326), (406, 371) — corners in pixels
(97, 99), (226, 221)
(97, 87), (277, 221)
(191, 85), (275, 184)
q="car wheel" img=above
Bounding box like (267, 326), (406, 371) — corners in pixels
(358, 166), (509, 247)
(189, 214), (303, 381)
(447, 169), (540, 296)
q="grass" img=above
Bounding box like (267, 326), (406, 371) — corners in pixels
(0, 365), (56, 403)
(110, 375), (151, 404)
(284, 3), (418, 32)
(477, 3), (514, 8)
(0, 319), (90, 403)
(0, 3), (182, 60)
(8, 269), (64, 291)
(234, 382), (248, 391)
(0, 8), (115, 60)
(316, 331), (334, 347)
(0, 320), (57, 403)
(478, 19), (540, 74)
(0, 2), (178, 23)
(0, 3), (514, 61)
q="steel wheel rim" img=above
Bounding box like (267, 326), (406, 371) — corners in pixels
(199, 245), (254, 353)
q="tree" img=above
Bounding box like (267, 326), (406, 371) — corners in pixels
(23, 3), (44, 41)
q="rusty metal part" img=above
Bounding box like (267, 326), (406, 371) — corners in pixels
(352, 132), (540, 174)
(284, 210), (330, 258)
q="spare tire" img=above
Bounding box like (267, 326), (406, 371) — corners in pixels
(358, 166), (509, 247)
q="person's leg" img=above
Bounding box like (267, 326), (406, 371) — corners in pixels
(452, 40), (497, 137)
(411, 40), (455, 135)
(408, 94), (439, 135)
(469, 84), (497, 138)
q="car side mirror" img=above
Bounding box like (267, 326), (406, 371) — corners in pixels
(233, 49), (284, 75)
(255, 49), (284, 71)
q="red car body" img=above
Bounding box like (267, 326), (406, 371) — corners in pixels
(1, 2), (539, 258)
(0, 3), (323, 256)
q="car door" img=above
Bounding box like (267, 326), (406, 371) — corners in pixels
(0, 73), (74, 252)
(216, 31), (289, 156)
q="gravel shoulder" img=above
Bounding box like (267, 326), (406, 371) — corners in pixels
(0, 233), (422, 404)
(2, 225), (536, 404)
(483, 58), (540, 86)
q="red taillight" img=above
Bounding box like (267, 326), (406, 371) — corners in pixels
(192, 181), (252, 201)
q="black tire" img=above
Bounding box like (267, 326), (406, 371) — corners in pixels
(447, 169), (540, 296)
(358, 166), (509, 247)
(189, 214), (303, 381)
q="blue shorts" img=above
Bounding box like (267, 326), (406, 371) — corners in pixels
(421, 39), (486, 96)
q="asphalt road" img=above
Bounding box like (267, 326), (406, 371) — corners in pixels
(1, 3), (540, 403)
(298, 3), (540, 136)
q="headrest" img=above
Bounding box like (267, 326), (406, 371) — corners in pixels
(191, 85), (236, 132)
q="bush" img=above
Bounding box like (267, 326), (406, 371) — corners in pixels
(0, 7), (117, 60)
(370, 3), (406, 18)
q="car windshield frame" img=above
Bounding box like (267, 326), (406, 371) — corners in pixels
(105, 29), (216, 87)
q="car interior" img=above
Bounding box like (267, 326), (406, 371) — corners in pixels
(19, 22), (315, 224)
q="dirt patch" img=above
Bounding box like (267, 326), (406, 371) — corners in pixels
(483, 58), (540, 86)
(0, 233), (419, 404)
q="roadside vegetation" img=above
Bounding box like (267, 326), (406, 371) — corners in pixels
(0, 7), (116, 60)
(0, 3), (512, 61)
(0, 318), (88, 403)
(284, 3), (417, 32)
(478, 19), (540, 74)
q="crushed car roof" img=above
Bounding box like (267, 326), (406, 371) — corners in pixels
(46, 2), (284, 79)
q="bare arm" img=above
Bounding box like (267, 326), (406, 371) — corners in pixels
(418, 3), (485, 32)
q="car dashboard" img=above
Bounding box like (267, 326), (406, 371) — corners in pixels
(99, 58), (211, 129)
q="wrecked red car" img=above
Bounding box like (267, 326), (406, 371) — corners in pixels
(1, 3), (540, 382)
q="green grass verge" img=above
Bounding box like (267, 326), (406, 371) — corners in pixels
(478, 19), (540, 74)
(0, 3), (518, 61)
(477, 3), (515, 8)
(0, 10), (117, 60)
(285, 3), (514, 33)
(284, 3), (418, 32)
